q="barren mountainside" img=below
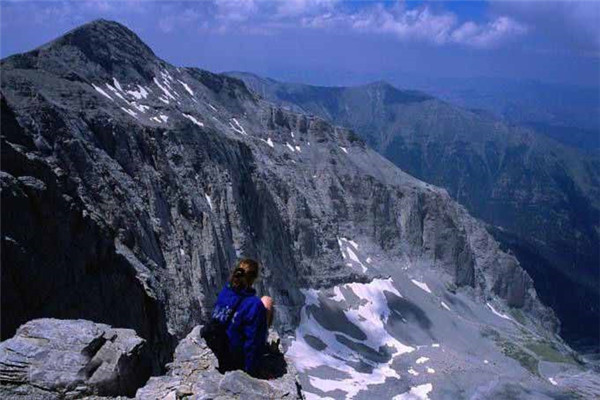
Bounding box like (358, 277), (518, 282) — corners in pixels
(228, 71), (600, 354)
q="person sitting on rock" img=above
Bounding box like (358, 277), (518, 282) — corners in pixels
(210, 258), (274, 376)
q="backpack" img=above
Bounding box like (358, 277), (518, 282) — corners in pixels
(201, 295), (244, 371)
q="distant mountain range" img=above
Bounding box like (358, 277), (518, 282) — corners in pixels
(228, 71), (600, 353)
(408, 76), (600, 152)
(402, 76), (600, 151)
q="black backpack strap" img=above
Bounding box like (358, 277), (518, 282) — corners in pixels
(226, 294), (245, 325)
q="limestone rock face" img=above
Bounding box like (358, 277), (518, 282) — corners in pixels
(135, 326), (302, 400)
(0, 319), (150, 399)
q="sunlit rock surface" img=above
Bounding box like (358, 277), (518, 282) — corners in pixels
(0, 319), (150, 399)
(136, 326), (301, 399)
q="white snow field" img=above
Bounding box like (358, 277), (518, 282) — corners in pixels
(288, 279), (415, 399)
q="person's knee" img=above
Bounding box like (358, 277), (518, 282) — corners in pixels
(261, 296), (274, 311)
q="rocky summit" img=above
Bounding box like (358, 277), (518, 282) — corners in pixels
(1, 20), (599, 399)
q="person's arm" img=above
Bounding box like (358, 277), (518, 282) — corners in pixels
(242, 300), (268, 375)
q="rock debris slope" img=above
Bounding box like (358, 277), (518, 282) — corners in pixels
(1, 20), (597, 399)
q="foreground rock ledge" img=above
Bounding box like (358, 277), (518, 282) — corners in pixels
(0, 319), (302, 399)
(0, 319), (150, 399)
(136, 326), (303, 400)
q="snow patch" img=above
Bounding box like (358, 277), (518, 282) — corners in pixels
(486, 303), (513, 321)
(408, 368), (419, 376)
(411, 279), (432, 294)
(304, 392), (335, 400)
(286, 143), (296, 152)
(177, 80), (194, 95)
(416, 357), (429, 365)
(106, 83), (127, 102)
(130, 103), (149, 113)
(548, 377), (558, 386)
(112, 77), (123, 92)
(289, 279), (414, 399)
(295, 145), (301, 152)
(92, 84), (113, 101)
(120, 107), (137, 118)
(393, 383), (433, 400)
(205, 194), (213, 211)
(426, 367), (435, 374)
(431, 344), (440, 348)
(153, 77), (176, 100)
(347, 247), (367, 273)
(441, 302), (451, 311)
(337, 237), (367, 272)
(182, 113), (204, 127)
(230, 118), (247, 135)
(266, 138), (274, 148)
(159, 115), (169, 123)
(126, 85), (149, 100)
(161, 69), (175, 83)
(340, 146), (348, 154)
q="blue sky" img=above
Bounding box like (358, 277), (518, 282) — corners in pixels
(1, 1), (599, 87)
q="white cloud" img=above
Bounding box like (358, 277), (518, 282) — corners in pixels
(8, 0), (528, 49)
(276, 0), (339, 17)
(158, 8), (201, 33)
(451, 16), (527, 48)
(215, 0), (259, 23)
(491, 1), (599, 54)
(301, 4), (526, 49)
(350, 5), (458, 46)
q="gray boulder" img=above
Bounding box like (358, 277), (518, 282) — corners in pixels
(136, 326), (302, 400)
(0, 319), (151, 399)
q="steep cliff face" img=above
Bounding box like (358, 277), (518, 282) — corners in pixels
(1, 20), (583, 398)
(229, 71), (600, 352)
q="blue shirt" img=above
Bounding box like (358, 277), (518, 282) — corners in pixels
(212, 284), (267, 374)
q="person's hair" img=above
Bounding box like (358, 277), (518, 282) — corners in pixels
(229, 258), (259, 290)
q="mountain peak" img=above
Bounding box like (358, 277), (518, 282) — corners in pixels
(361, 80), (433, 103)
(6, 19), (158, 81)
(32, 19), (154, 72)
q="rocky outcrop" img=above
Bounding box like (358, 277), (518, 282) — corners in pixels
(0, 319), (151, 399)
(0, 319), (301, 400)
(136, 326), (302, 399)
